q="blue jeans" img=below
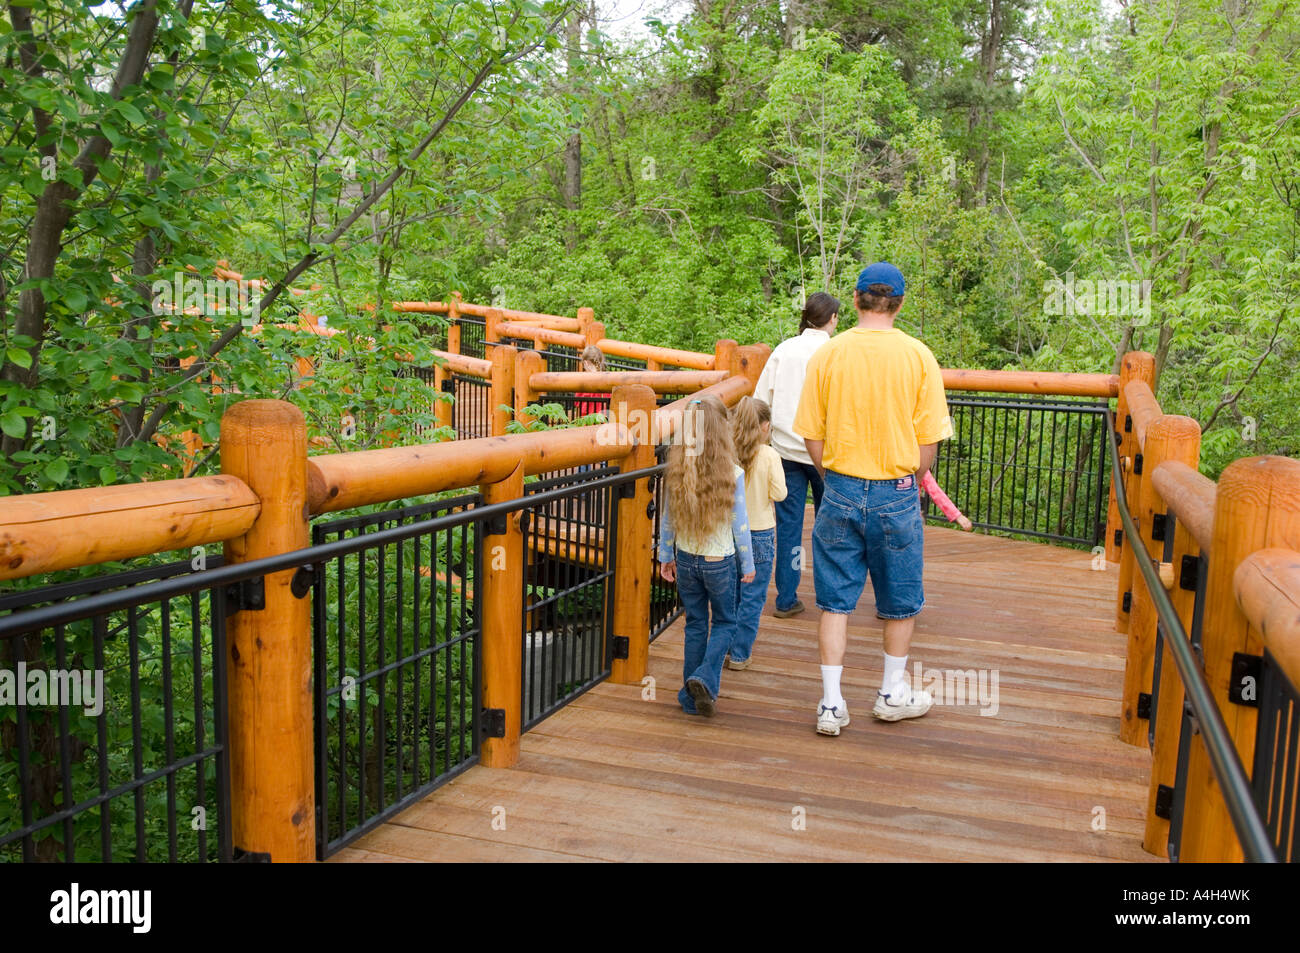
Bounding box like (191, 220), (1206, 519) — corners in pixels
(811, 470), (925, 619)
(673, 549), (739, 711)
(730, 528), (775, 663)
(773, 458), (824, 610)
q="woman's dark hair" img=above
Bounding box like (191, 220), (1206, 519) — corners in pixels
(799, 291), (841, 332)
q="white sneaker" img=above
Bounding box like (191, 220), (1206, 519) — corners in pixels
(815, 702), (851, 736)
(872, 686), (933, 722)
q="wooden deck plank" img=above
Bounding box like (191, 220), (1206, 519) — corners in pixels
(343, 524), (1157, 862)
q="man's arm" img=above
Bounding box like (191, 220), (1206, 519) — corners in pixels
(917, 442), (938, 482)
(806, 439), (825, 479)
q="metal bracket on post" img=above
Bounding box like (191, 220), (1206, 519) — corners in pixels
(224, 577), (266, 614)
(481, 708), (506, 739)
(611, 636), (630, 660)
(617, 480), (637, 500)
(1136, 692), (1152, 720)
(1133, 453), (1144, 476)
(1114, 528), (1123, 548)
(290, 565), (316, 600)
(1154, 784), (1174, 820)
(1124, 414), (1132, 433)
(1122, 591), (1132, 613)
(1151, 513), (1167, 542)
(1179, 554), (1199, 591)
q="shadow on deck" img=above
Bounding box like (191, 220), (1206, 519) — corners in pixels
(333, 519), (1155, 862)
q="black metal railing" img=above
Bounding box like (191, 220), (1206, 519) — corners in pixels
(649, 450), (680, 640)
(0, 559), (236, 863)
(311, 493), (482, 858)
(451, 373), (492, 439)
(1106, 410), (1277, 862)
(460, 315), (487, 359)
(520, 467), (620, 728)
(929, 392), (1110, 547)
(1253, 649), (1300, 862)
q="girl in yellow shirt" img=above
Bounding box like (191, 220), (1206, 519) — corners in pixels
(727, 397), (788, 669)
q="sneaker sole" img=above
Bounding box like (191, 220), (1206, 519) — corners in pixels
(872, 700), (933, 722)
(815, 715), (850, 736)
(686, 679), (716, 717)
(726, 658), (752, 670)
(772, 606), (804, 618)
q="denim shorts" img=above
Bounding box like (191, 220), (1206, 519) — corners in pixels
(811, 470), (925, 619)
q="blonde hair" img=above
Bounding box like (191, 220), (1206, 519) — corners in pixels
(666, 395), (736, 542)
(731, 396), (770, 472)
(580, 345), (606, 372)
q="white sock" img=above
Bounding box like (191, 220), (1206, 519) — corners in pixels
(881, 653), (909, 697)
(820, 665), (844, 710)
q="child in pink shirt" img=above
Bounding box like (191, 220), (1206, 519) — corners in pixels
(920, 471), (972, 531)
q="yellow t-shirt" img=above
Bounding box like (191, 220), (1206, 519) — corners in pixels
(792, 327), (952, 480)
(743, 445), (788, 532)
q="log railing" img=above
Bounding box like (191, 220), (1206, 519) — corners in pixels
(1107, 356), (1300, 862)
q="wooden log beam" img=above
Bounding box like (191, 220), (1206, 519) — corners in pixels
(307, 426), (635, 515)
(1234, 548), (1300, 693)
(1151, 461), (1217, 556)
(496, 321), (585, 350)
(529, 370), (727, 394)
(430, 349), (491, 378)
(942, 367), (1120, 398)
(0, 476), (260, 581)
(653, 375), (754, 443)
(1125, 379), (1162, 451)
(456, 300), (582, 330)
(598, 337), (715, 371)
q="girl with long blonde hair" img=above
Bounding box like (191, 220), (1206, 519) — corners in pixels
(657, 395), (755, 716)
(727, 396), (787, 670)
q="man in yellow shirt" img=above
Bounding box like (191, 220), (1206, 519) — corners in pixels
(792, 262), (952, 735)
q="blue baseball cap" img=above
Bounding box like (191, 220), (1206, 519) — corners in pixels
(856, 262), (905, 296)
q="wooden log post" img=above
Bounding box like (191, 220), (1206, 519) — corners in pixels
(645, 359), (662, 372)
(1119, 414), (1200, 746)
(514, 349), (546, 429)
(577, 307), (599, 348)
(1115, 362), (1158, 634)
(485, 306), (504, 345)
(489, 344), (516, 438)
(609, 384), (657, 685)
(714, 339), (737, 375)
(447, 291), (462, 355)
(1108, 351), (1155, 581)
(220, 400), (314, 862)
(1179, 455), (1300, 862)
(479, 461), (525, 768)
(1143, 464), (1209, 856)
(728, 344), (766, 390)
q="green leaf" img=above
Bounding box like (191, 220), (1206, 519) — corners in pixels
(44, 458), (69, 485)
(5, 348), (31, 370)
(0, 413), (26, 439)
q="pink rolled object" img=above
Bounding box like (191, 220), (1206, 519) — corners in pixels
(920, 470), (963, 523)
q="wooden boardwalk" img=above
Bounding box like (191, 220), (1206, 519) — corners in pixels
(333, 518), (1156, 862)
